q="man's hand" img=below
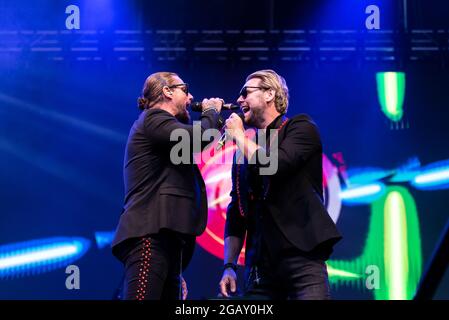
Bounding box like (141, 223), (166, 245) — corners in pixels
(181, 276), (188, 300)
(202, 98), (223, 113)
(219, 268), (237, 298)
(225, 113), (245, 140)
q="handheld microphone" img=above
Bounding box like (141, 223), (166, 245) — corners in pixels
(190, 101), (240, 112)
(216, 112), (245, 150)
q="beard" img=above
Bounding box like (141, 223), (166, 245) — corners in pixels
(175, 103), (191, 124)
(245, 106), (264, 128)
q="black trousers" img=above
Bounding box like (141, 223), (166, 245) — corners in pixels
(244, 243), (332, 300)
(115, 230), (189, 300)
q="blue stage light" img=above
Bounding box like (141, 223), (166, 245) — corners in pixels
(346, 167), (393, 185)
(340, 182), (386, 205)
(412, 159), (449, 190)
(0, 237), (90, 279)
(94, 231), (115, 249)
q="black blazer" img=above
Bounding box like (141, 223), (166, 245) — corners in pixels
(225, 114), (342, 257)
(112, 108), (222, 261)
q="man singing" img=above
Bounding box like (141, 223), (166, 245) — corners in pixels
(112, 72), (223, 300)
(219, 70), (342, 300)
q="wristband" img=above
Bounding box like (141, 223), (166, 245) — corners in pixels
(202, 106), (219, 114)
(223, 263), (237, 272)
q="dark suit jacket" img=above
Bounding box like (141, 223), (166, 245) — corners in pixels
(225, 114), (342, 262)
(112, 108), (222, 265)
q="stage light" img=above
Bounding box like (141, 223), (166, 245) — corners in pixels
(327, 266), (362, 279)
(94, 231), (115, 249)
(0, 93), (125, 143)
(412, 159), (449, 190)
(340, 183), (385, 204)
(414, 169), (449, 186)
(376, 72), (406, 122)
(0, 237), (90, 278)
(346, 167), (392, 185)
(390, 157), (421, 183)
(384, 191), (409, 299)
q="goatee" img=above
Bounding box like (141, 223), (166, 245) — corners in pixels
(176, 111), (191, 124)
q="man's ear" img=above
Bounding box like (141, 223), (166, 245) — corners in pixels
(264, 89), (275, 103)
(162, 86), (173, 99)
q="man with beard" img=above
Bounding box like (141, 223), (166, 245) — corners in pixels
(112, 72), (223, 300)
(219, 70), (342, 299)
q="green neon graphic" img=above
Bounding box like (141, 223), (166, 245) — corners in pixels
(327, 186), (422, 300)
(384, 191), (409, 299)
(376, 72), (405, 122)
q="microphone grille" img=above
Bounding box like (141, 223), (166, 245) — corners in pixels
(190, 102), (202, 112)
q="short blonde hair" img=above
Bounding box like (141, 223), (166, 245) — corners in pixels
(137, 72), (178, 110)
(246, 69), (289, 114)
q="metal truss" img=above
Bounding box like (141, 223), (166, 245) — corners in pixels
(1, 29), (448, 66)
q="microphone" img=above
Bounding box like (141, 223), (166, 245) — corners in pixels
(216, 112), (245, 150)
(190, 101), (240, 112)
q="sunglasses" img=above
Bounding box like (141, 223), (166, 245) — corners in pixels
(168, 83), (189, 95)
(239, 86), (266, 98)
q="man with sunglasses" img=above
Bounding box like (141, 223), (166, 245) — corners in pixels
(112, 72), (224, 300)
(219, 70), (342, 299)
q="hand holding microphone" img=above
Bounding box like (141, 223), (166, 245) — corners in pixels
(188, 98), (244, 149)
(216, 112), (245, 150)
(190, 98), (223, 113)
(190, 100), (240, 112)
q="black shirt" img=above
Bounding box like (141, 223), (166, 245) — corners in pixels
(225, 112), (342, 269)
